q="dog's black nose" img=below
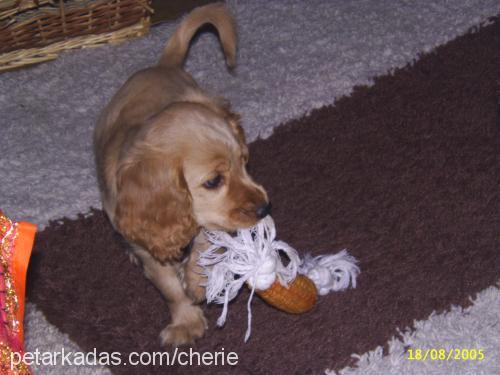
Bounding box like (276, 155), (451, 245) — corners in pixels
(256, 202), (272, 219)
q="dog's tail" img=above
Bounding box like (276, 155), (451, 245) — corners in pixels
(158, 3), (236, 69)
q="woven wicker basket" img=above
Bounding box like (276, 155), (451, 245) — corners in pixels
(0, 0), (153, 72)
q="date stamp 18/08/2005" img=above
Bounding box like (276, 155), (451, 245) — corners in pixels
(407, 348), (485, 362)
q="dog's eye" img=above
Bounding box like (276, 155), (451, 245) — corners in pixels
(203, 174), (224, 189)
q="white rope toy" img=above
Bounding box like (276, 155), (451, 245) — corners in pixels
(198, 215), (360, 341)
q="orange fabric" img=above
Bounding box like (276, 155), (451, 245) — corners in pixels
(12, 222), (36, 345)
(0, 212), (34, 374)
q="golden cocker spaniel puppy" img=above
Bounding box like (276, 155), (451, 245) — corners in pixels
(93, 3), (270, 346)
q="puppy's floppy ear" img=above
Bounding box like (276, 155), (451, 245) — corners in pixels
(226, 112), (245, 143)
(114, 157), (198, 263)
(226, 111), (249, 159)
(208, 97), (246, 145)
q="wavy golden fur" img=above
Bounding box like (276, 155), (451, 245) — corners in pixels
(93, 3), (270, 346)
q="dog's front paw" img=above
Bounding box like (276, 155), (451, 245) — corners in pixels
(185, 280), (206, 304)
(160, 304), (207, 347)
(180, 263), (207, 304)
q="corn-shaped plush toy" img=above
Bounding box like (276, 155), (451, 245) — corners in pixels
(256, 274), (317, 314)
(200, 216), (360, 342)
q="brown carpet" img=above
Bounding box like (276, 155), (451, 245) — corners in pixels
(27, 18), (499, 374)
